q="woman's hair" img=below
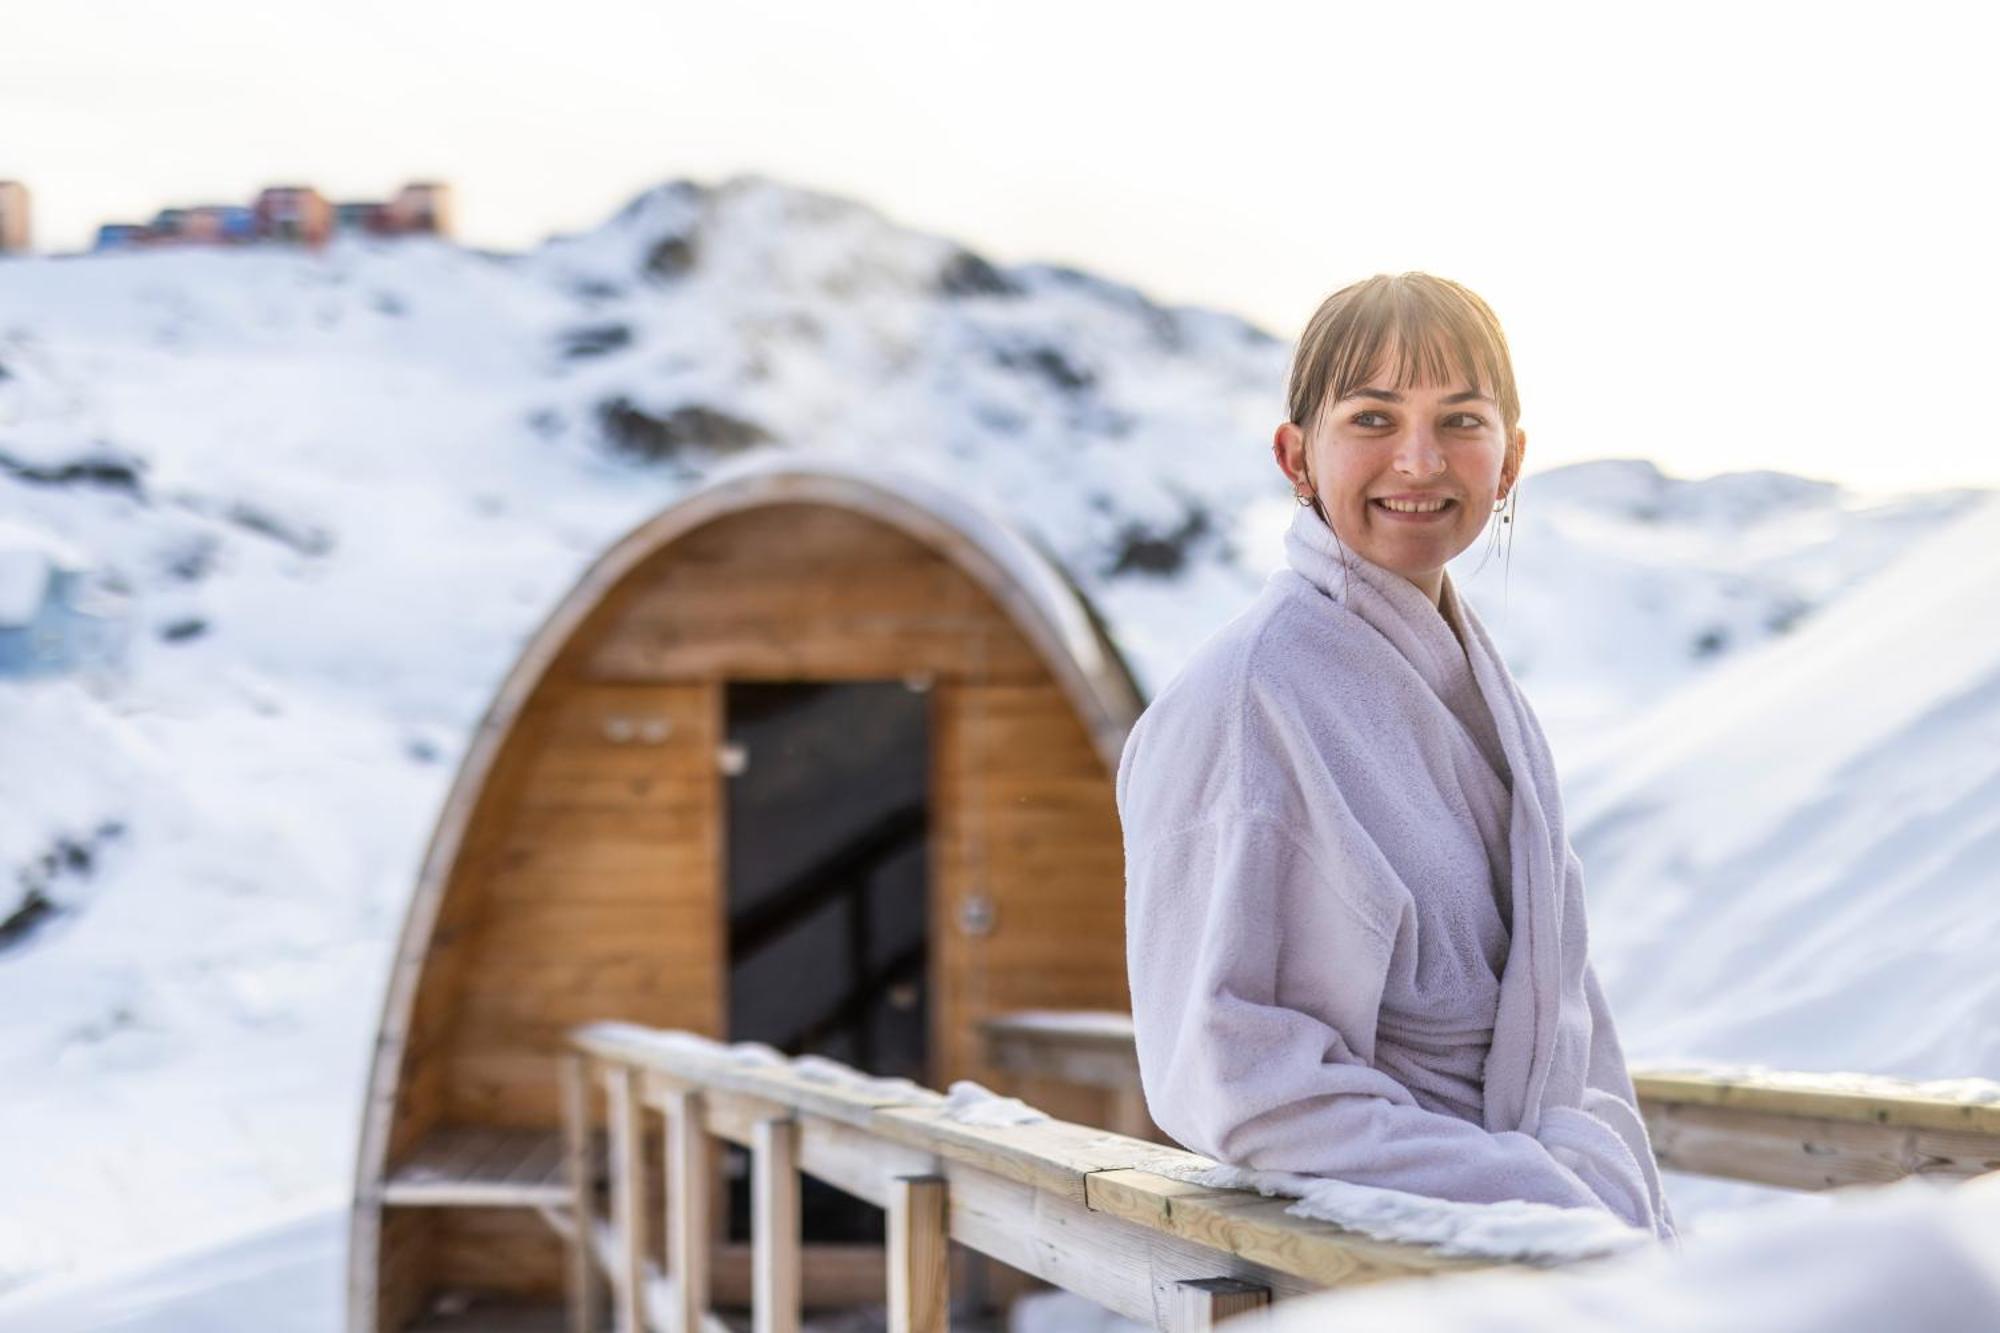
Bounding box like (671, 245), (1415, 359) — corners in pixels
(1286, 271), (1523, 598)
(1286, 272), (1522, 440)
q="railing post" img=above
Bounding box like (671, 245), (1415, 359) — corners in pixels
(887, 1174), (948, 1333)
(561, 1053), (604, 1333)
(1175, 1278), (1270, 1331)
(751, 1116), (801, 1333)
(605, 1064), (646, 1333)
(665, 1088), (711, 1333)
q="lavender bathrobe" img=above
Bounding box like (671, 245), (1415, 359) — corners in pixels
(1117, 504), (1677, 1241)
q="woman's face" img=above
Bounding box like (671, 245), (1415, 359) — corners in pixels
(1273, 353), (1525, 605)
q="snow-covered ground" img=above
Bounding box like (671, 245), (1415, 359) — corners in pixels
(0, 173), (1992, 1326)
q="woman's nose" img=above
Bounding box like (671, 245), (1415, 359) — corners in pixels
(1393, 426), (1446, 478)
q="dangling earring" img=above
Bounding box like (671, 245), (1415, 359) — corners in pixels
(1493, 492), (1512, 524)
(1295, 489), (1315, 506)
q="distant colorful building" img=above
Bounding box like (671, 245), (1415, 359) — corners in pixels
(0, 181), (29, 254)
(93, 224), (148, 251)
(88, 180), (453, 252)
(386, 181), (452, 236)
(251, 185), (334, 245)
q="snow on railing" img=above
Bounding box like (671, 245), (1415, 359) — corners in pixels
(564, 1021), (1651, 1333)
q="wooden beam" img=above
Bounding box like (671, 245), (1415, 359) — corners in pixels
(605, 1064), (646, 1333)
(1633, 1070), (2000, 1137)
(665, 1088), (712, 1333)
(1175, 1278), (1269, 1332)
(583, 1215), (740, 1333)
(752, 1117), (802, 1333)
(1643, 1099), (2000, 1190)
(562, 1055), (604, 1333)
(887, 1176), (948, 1333)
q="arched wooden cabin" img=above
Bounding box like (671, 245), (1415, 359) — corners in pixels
(351, 460), (1149, 1331)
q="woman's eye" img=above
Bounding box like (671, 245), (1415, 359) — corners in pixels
(1351, 411), (1391, 428)
(1447, 413), (1488, 429)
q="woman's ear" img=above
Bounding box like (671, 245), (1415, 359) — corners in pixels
(1500, 426), (1527, 497)
(1273, 421), (1309, 490)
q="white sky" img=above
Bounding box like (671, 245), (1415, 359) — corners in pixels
(4, 0), (1996, 492)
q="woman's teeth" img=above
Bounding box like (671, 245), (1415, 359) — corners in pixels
(1375, 498), (1454, 513)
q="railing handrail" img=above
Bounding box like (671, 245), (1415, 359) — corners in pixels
(566, 1020), (1643, 1333)
(978, 1009), (2000, 1193)
(979, 1010), (2000, 1131)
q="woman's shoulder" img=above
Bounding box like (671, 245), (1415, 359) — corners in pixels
(1114, 574), (1357, 822)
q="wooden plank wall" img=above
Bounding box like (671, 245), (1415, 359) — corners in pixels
(446, 679), (724, 1128)
(932, 680), (1131, 1111)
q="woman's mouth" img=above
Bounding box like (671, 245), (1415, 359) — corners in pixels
(1371, 497), (1457, 522)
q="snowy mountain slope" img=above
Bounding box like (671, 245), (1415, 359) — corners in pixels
(1567, 493), (2000, 1078)
(0, 171), (1986, 1304)
(1442, 460), (1984, 753)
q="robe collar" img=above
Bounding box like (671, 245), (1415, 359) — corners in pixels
(1282, 504), (1510, 786)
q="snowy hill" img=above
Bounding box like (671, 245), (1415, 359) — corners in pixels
(1566, 491), (2000, 1079)
(0, 172), (1989, 1308)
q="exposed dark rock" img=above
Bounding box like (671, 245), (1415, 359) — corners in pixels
(1766, 599), (1812, 635)
(992, 340), (1095, 394)
(0, 889), (54, 952)
(938, 248), (1023, 298)
(1107, 505), (1212, 577)
(159, 617), (208, 643)
(0, 360), (11, 381)
(569, 278), (625, 302)
(557, 323), (633, 359)
(225, 502), (334, 556)
(370, 292), (406, 317)
(0, 446), (146, 498)
(596, 397), (774, 463)
(525, 408), (566, 439)
(164, 533), (220, 581)
(644, 233), (698, 281)
(2, 821), (125, 954)
(1691, 626), (1730, 658)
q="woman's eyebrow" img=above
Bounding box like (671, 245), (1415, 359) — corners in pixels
(1342, 387), (1495, 405)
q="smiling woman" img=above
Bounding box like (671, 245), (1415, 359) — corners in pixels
(1116, 271), (1679, 1244)
(1272, 274), (1526, 610)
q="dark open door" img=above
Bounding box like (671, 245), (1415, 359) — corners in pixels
(722, 680), (930, 1243)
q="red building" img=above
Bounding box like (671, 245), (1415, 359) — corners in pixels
(385, 181), (453, 237)
(0, 181), (30, 254)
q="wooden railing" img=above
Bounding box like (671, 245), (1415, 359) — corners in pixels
(980, 1011), (2000, 1192)
(562, 1015), (2000, 1333)
(563, 1022), (1594, 1333)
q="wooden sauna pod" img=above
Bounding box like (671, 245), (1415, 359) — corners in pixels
(350, 460), (1147, 1331)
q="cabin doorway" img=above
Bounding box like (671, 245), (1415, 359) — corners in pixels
(722, 679), (931, 1245)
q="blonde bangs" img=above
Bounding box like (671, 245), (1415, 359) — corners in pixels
(1287, 273), (1521, 437)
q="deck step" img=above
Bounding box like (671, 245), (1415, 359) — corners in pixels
(383, 1126), (582, 1207)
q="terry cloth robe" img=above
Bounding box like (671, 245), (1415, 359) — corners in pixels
(1117, 502), (1677, 1242)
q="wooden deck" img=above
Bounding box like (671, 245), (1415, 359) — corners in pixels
(384, 1127), (579, 1209)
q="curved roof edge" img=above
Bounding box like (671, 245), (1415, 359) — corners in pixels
(686, 452), (1147, 762)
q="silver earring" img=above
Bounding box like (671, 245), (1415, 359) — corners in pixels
(1296, 490), (1315, 506)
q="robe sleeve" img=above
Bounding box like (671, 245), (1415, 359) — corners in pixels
(1575, 958), (1680, 1243)
(1124, 808), (1625, 1217)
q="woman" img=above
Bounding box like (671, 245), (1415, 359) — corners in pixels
(1116, 272), (1677, 1242)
